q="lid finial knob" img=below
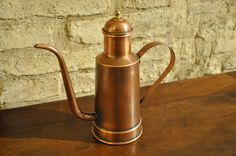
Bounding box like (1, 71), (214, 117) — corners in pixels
(114, 10), (121, 18)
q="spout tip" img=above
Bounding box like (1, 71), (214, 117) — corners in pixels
(34, 44), (39, 48)
(34, 44), (46, 49)
(33, 44), (59, 54)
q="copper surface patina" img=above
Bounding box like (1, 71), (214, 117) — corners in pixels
(34, 11), (175, 145)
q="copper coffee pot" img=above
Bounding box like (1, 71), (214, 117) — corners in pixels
(34, 11), (175, 145)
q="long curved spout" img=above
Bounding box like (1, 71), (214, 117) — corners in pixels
(34, 44), (96, 121)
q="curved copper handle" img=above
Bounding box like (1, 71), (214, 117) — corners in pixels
(34, 44), (96, 121)
(137, 41), (175, 104)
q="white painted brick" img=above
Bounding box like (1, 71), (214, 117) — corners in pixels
(127, 9), (172, 38)
(61, 70), (95, 97)
(68, 17), (107, 44)
(188, 0), (228, 14)
(0, 0), (110, 19)
(121, 0), (170, 9)
(0, 18), (56, 51)
(215, 38), (236, 53)
(0, 73), (61, 105)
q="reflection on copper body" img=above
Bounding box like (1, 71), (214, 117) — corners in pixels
(34, 11), (175, 145)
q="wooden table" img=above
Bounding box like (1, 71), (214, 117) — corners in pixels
(1, 72), (236, 156)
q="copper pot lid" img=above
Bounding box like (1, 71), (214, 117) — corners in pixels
(103, 11), (133, 35)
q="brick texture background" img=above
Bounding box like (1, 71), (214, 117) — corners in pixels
(0, 0), (235, 109)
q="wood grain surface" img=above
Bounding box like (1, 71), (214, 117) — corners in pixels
(0, 72), (236, 156)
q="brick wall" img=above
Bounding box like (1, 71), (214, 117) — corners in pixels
(0, 0), (236, 109)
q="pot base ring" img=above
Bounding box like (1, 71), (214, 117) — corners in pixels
(92, 120), (143, 145)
